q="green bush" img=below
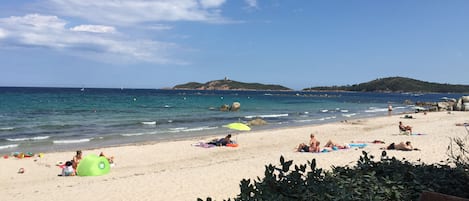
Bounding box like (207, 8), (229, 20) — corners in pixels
(200, 151), (469, 201)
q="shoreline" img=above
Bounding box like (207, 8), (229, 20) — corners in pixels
(1, 111), (468, 200)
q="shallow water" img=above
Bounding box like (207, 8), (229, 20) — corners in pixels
(0, 87), (463, 154)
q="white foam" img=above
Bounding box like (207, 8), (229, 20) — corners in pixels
(365, 107), (388, 113)
(340, 110), (349, 113)
(141, 121), (156, 125)
(320, 110), (328, 113)
(245, 114), (288, 119)
(182, 126), (218, 132)
(121, 133), (144, 137)
(53, 138), (92, 144)
(0, 127), (15, 131)
(168, 127), (187, 133)
(6, 136), (50, 142)
(342, 113), (357, 118)
(0, 144), (18, 150)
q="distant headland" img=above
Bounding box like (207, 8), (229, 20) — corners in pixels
(173, 77), (292, 91)
(172, 77), (469, 93)
(303, 77), (469, 93)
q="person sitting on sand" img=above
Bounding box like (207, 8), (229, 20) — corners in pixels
(72, 150), (82, 170)
(208, 134), (233, 146)
(399, 121), (412, 134)
(385, 141), (419, 151)
(62, 161), (75, 176)
(297, 134), (321, 152)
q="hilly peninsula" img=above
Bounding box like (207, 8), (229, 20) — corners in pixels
(303, 77), (469, 93)
(173, 79), (291, 91)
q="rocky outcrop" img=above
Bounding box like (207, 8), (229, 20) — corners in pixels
(406, 95), (469, 112)
(247, 118), (267, 126)
(220, 102), (241, 112)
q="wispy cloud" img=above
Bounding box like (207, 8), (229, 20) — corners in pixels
(245, 0), (258, 9)
(0, 14), (181, 64)
(44, 0), (230, 25)
(70, 25), (116, 33)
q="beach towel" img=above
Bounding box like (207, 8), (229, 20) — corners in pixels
(348, 143), (367, 148)
(192, 142), (216, 148)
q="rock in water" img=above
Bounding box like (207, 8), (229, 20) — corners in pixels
(230, 102), (241, 111)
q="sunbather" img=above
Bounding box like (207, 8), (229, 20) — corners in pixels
(385, 141), (419, 151)
(208, 134), (233, 146)
(324, 140), (348, 149)
(399, 121), (412, 134)
(297, 134), (320, 152)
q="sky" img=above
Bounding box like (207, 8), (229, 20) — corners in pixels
(0, 0), (468, 90)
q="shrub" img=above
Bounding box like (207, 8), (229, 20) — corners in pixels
(200, 151), (469, 201)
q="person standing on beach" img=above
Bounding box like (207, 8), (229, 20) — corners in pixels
(388, 104), (393, 116)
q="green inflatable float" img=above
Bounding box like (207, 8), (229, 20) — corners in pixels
(76, 154), (110, 176)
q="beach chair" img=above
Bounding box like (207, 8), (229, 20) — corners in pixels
(399, 128), (411, 135)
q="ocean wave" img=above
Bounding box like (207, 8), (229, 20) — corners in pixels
(53, 138), (92, 144)
(245, 114), (289, 119)
(320, 110), (328, 113)
(340, 110), (349, 113)
(365, 107), (388, 113)
(342, 113), (357, 118)
(182, 126), (218, 132)
(0, 144), (18, 149)
(121, 133), (145, 137)
(6, 136), (50, 142)
(141, 121), (156, 125)
(168, 127), (188, 133)
(318, 116), (337, 121)
(0, 127), (15, 131)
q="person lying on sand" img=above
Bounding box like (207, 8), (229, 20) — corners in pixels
(99, 152), (115, 165)
(455, 123), (468, 126)
(208, 134), (233, 146)
(324, 140), (348, 150)
(383, 141), (420, 151)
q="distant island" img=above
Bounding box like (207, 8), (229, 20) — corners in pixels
(303, 77), (469, 93)
(173, 78), (292, 91)
(172, 77), (469, 93)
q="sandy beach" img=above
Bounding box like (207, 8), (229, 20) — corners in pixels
(1, 111), (468, 200)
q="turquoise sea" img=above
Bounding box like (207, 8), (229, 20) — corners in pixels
(0, 87), (464, 154)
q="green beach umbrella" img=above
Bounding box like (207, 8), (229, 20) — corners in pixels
(77, 154), (110, 176)
(224, 122), (251, 131)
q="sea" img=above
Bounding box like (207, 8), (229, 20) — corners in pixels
(0, 87), (465, 154)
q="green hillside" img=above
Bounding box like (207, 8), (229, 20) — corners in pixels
(173, 79), (292, 91)
(303, 77), (469, 93)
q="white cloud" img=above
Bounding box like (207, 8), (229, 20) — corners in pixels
(147, 24), (173, 31)
(0, 14), (180, 64)
(0, 28), (7, 38)
(245, 0), (258, 8)
(200, 0), (226, 8)
(45, 0), (229, 25)
(70, 25), (116, 33)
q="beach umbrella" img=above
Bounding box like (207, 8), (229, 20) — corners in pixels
(77, 154), (110, 176)
(224, 122), (251, 131)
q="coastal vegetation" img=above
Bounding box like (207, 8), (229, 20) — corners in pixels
(201, 155), (468, 201)
(303, 77), (469, 93)
(174, 77), (469, 93)
(201, 136), (469, 201)
(173, 79), (291, 91)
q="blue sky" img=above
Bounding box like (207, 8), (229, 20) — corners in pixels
(0, 0), (468, 90)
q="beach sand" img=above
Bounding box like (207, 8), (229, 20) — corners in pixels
(1, 111), (468, 200)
